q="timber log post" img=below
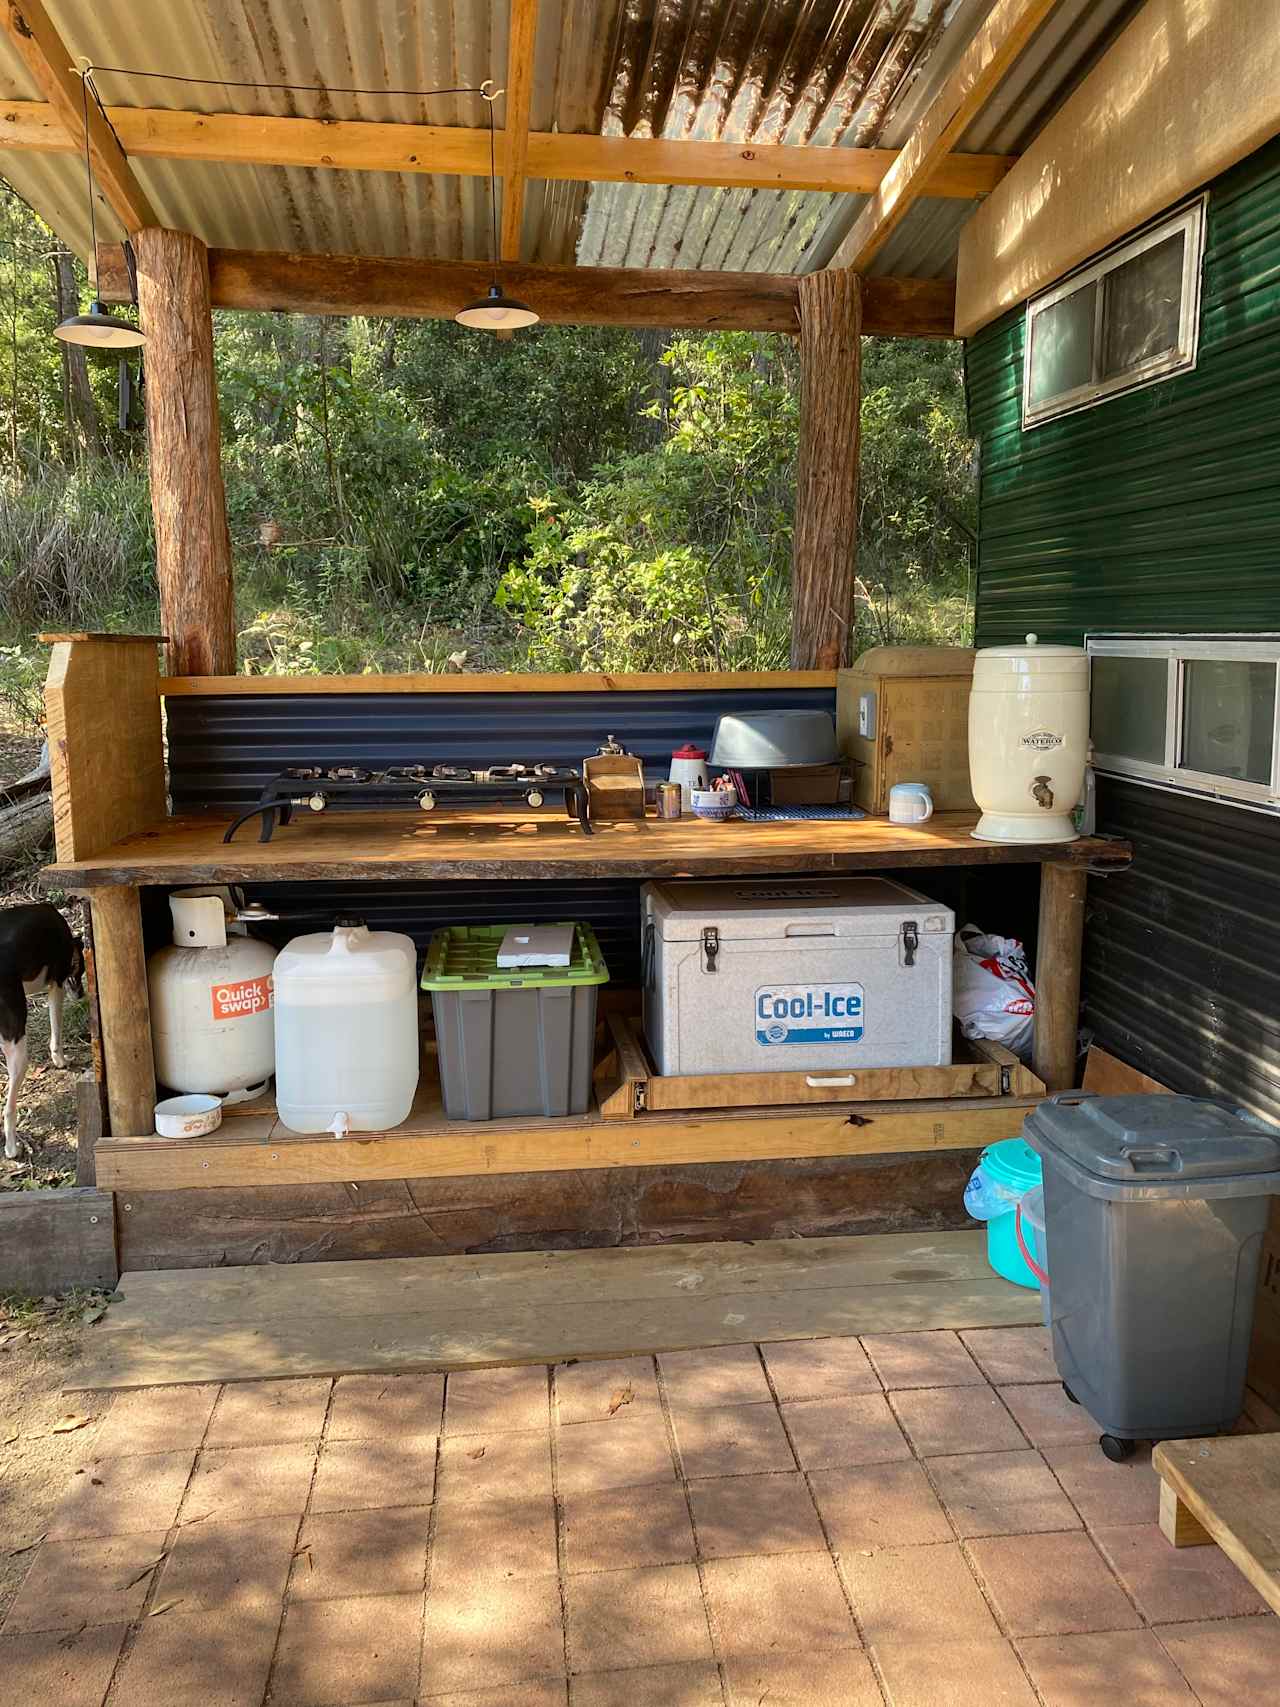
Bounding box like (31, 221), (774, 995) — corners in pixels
(792, 268), (862, 669)
(133, 227), (236, 676)
(1033, 862), (1088, 1093)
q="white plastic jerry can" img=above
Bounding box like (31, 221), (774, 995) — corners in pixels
(273, 922), (420, 1134)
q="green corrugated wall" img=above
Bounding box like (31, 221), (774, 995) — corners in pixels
(965, 132), (1280, 1121)
(968, 132), (1280, 646)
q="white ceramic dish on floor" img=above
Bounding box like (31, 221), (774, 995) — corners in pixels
(154, 1093), (223, 1137)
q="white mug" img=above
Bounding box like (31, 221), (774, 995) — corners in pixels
(889, 782), (934, 824)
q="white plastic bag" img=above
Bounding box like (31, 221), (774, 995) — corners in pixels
(953, 923), (1036, 1061)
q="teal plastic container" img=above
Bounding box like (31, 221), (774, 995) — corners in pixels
(979, 1138), (1043, 1289)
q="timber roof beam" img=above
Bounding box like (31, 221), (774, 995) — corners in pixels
(828, 0), (1057, 274)
(0, 99), (1015, 200)
(95, 243), (958, 338)
(1, 0), (156, 233)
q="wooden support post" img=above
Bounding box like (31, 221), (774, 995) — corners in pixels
(133, 228), (236, 676)
(792, 269), (861, 669)
(1033, 862), (1088, 1093)
(1159, 1478), (1214, 1549)
(91, 887), (155, 1139)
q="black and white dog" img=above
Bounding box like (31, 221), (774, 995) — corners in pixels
(0, 903), (83, 1159)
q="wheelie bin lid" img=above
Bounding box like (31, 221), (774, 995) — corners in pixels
(1023, 1092), (1280, 1200)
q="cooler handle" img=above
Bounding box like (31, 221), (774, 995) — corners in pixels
(784, 923), (836, 937)
(1119, 1144), (1182, 1173)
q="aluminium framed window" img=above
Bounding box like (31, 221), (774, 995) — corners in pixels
(1086, 635), (1280, 812)
(1022, 198), (1207, 429)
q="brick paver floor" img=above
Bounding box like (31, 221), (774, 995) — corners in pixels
(3, 1325), (1277, 1705)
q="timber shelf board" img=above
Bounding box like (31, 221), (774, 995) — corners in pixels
(156, 668), (837, 695)
(44, 808), (1132, 887)
(94, 1080), (1040, 1191)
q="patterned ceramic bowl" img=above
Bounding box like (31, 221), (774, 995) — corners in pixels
(691, 787), (737, 821)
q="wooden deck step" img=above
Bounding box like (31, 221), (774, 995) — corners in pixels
(1153, 1434), (1280, 1614)
(69, 1230), (1041, 1391)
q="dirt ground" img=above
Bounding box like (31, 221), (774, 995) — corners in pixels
(0, 722), (107, 1620)
(0, 1297), (114, 1622)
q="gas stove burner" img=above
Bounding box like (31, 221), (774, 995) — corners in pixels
(222, 758), (594, 843)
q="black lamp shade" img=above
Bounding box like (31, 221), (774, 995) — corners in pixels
(54, 300), (145, 350)
(454, 282), (539, 331)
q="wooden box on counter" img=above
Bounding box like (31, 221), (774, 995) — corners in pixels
(838, 646), (976, 815)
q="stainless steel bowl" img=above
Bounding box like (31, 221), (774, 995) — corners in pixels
(709, 709), (838, 769)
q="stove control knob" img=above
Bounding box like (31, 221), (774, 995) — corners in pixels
(527, 788), (544, 808)
(307, 792), (326, 813)
(417, 790), (436, 811)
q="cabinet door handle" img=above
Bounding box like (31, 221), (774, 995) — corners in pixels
(805, 1074), (856, 1087)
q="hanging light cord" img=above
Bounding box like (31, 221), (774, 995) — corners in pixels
(80, 71), (98, 283)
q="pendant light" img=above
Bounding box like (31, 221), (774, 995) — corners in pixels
(455, 83), (538, 332)
(54, 71), (144, 350)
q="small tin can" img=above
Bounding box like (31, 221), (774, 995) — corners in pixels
(656, 781), (683, 819)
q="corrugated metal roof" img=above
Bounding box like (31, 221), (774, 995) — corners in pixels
(0, 0), (1143, 279)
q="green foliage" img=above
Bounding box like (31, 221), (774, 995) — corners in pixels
(856, 338), (976, 648)
(0, 194), (976, 685)
(496, 334), (798, 670)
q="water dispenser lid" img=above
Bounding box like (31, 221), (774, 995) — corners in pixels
(1024, 1092), (1280, 1199)
(973, 633), (1088, 679)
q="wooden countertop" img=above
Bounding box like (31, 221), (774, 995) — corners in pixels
(44, 807), (1131, 887)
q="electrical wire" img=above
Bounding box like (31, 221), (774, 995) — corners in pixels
(82, 64), (494, 102)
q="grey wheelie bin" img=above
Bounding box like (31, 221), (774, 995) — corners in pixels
(1023, 1092), (1280, 1462)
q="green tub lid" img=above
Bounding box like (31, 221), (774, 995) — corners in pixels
(980, 1137), (1042, 1193)
(421, 921), (609, 992)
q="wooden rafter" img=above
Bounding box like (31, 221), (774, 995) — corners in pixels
(0, 99), (1015, 199)
(828, 0), (1057, 273)
(500, 0), (539, 262)
(1, 0), (155, 233)
(95, 242), (958, 338)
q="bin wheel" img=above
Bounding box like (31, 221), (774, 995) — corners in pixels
(1063, 1384), (1080, 1406)
(1099, 1434), (1136, 1463)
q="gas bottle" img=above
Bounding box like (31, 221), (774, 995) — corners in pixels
(273, 921), (419, 1134)
(148, 889), (277, 1099)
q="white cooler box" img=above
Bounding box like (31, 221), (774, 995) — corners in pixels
(642, 877), (954, 1076)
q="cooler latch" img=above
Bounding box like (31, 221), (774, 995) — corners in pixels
(901, 921), (919, 967)
(701, 926), (720, 973)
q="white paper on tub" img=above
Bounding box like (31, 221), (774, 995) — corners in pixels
(496, 924), (574, 968)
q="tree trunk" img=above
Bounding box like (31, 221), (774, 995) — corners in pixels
(133, 228), (236, 676)
(792, 269), (862, 669)
(51, 247), (101, 461)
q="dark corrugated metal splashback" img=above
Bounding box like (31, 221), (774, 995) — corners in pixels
(229, 877), (648, 990)
(166, 685), (836, 812)
(164, 683), (835, 989)
(968, 133), (1280, 646)
(966, 133), (1280, 1120)
(1087, 780), (1280, 1123)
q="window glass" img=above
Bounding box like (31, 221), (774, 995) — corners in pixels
(1181, 661), (1276, 784)
(1102, 231), (1185, 377)
(1028, 282), (1096, 407)
(1091, 655), (1168, 764)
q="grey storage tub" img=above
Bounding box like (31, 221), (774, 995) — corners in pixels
(423, 923), (608, 1121)
(1024, 1091), (1280, 1458)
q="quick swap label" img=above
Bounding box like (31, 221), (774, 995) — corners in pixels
(211, 976), (274, 1021)
(755, 983), (864, 1046)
